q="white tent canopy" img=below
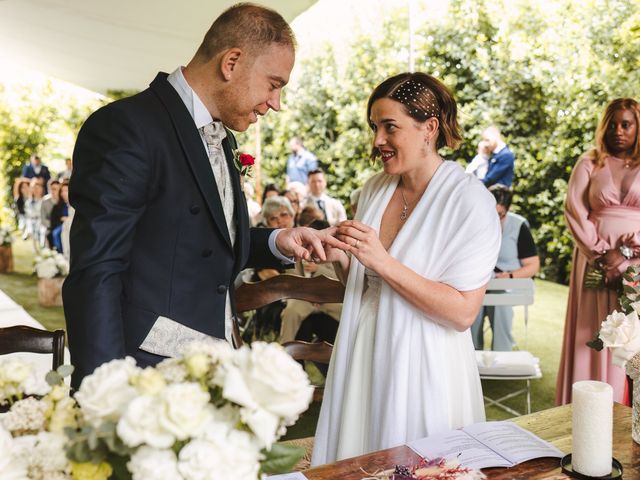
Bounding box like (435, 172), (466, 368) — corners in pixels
(0, 0), (316, 94)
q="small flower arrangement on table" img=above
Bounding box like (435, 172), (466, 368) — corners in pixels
(0, 225), (13, 246)
(587, 264), (640, 368)
(361, 458), (486, 480)
(34, 247), (69, 279)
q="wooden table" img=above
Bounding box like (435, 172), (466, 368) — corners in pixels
(304, 403), (639, 479)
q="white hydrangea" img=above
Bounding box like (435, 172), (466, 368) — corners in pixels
(2, 396), (48, 433)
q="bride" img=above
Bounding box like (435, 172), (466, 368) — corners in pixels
(312, 72), (501, 465)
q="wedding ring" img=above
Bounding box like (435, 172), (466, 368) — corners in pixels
(355, 240), (360, 248)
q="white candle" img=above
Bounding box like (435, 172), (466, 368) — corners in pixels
(572, 380), (613, 477)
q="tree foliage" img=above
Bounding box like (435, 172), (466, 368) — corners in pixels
(245, 0), (640, 283)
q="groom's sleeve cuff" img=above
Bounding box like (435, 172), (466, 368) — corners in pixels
(268, 229), (295, 265)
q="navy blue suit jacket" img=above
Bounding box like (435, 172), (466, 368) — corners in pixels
(483, 146), (515, 187)
(63, 73), (279, 388)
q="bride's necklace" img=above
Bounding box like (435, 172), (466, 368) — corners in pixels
(399, 183), (411, 221)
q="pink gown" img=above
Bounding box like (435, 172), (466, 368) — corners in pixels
(556, 155), (640, 405)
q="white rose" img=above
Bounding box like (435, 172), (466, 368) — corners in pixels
(178, 430), (261, 480)
(183, 339), (234, 365)
(600, 311), (640, 368)
(36, 257), (58, 278)
(0, 358), (32, 385)
(220, 342), (313, 422)
(184, 352), (210, 380)
(117, 395), (174, 449)
(75, 357), (140, 426)
(0, 426), (28, 480)
(157, 383), (211, 440)
(131, 367), (166, 395)
(128, 446), (182, 480)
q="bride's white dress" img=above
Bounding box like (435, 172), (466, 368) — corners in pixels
(312, 162), (502, 465)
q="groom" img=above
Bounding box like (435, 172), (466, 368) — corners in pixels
(63, 3), (337, 388)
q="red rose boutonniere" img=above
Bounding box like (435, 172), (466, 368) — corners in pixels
(232, 149), (255, 177)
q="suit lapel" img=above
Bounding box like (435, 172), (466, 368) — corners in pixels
(150, 73), (232, 250)
(222, 134), (250, 270)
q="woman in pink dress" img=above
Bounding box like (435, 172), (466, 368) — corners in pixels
(557, 98), (640, 405)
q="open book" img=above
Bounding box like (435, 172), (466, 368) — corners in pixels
(407, 421), (564, 470)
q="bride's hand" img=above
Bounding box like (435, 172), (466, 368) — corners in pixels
(335, 220), (388, 272)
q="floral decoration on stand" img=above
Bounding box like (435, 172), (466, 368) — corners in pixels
(233, 149), (256, 177)
(33, 248), (69, 279)
(0, 225), (13, 246)
(361, 458), (486, 480)
(587, 264), (640, 367)
(1, 360), (77, 479)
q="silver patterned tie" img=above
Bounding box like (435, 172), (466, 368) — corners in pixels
(200, 122), (236, 244)
(199, 121), (235, 343)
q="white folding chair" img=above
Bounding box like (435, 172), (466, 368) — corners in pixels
(478, 278), (541, 416)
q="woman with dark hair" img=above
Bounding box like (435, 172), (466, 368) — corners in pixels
(557, 98), (640, 405)
(260, 182), (280, 205)
(312, 72), (501, 464)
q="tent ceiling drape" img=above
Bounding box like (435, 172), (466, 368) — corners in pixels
(0, 0), (317, 93)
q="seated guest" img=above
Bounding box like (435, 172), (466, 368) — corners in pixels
(283, 189), (303, 225)
(261, 182), (280, 205)
(243, 182), (261, 226)
(247, 196), (297, 339)
(470, 185), (540, 351)
(303, 169), (347, 226)
(40, 179), (61, 247)
(24, 178), (45, 247)
(12, 178), (30, 235)
(280, 216), (342, 343)
(50, 181), (70, 253)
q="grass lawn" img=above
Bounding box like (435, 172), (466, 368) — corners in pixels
(0, 237), (65, 331)
(0, 236), (569, 437)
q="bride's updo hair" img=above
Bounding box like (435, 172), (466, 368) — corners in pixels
(366, 72), (462, 152)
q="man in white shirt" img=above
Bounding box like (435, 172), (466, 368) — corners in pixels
(63, 3), (341, 388)
(303, 169), (348, 227)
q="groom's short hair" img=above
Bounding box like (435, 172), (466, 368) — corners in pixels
(195, 3), (296, 61)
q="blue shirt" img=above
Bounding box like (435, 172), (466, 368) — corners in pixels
(286, 149), (318, 184)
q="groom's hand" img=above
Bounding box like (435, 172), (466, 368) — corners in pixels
(276, 227), (347, 262)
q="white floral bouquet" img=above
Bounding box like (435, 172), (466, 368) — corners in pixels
(1, 362), (78, 479)
(34, 247), (69, 279)
(65, 339), (313, 480)
(0, 225), (13, 246)
(588, 265), (640, 369)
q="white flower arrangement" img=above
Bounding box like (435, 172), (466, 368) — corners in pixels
(0, 225), (13, 246)
(590, 265), (640, 369)
(0, 363), (77, 479)
(33, 248), (69, 279)
(1, 340), (314, 480)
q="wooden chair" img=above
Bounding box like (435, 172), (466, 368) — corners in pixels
(283, 340), (333, 402)
(234, 274), (344, 396)
(0, 325), (65, 370)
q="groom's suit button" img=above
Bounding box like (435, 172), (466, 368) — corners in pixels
(217, 285), (227, 294)
(190, 205), (200, 214)
(201, 249), (212, 257)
